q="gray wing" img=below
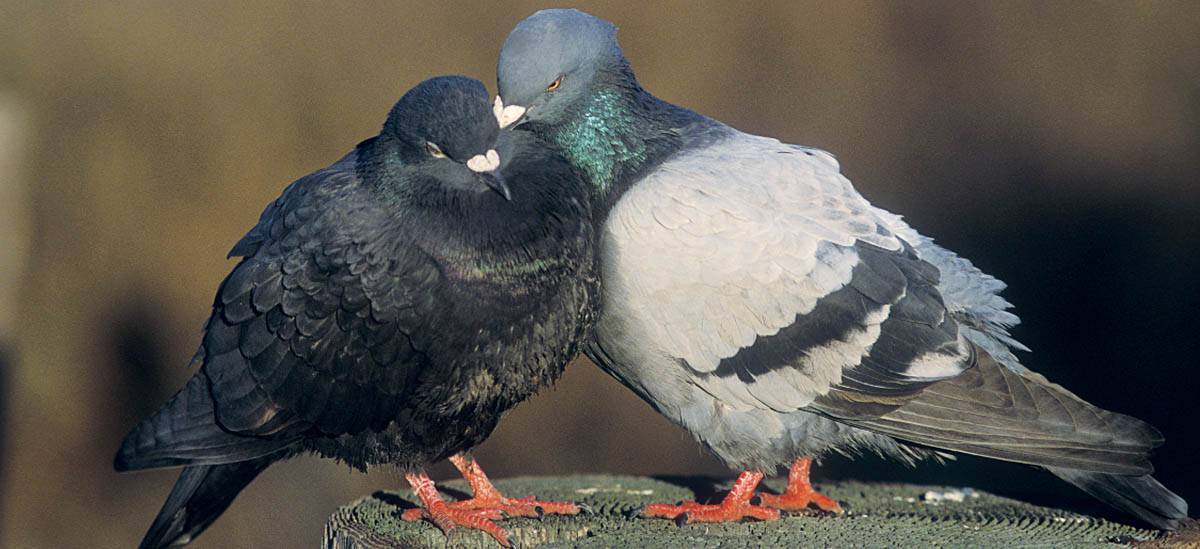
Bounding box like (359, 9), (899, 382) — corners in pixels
(834, 345), (1163, 474)
(593, 131), (1184, 529)
(599, 133), (967, 415)
(601, 130), (1168, 475)
(905, 233), (1027, 369)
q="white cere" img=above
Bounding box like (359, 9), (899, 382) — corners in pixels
(492, 96), (527, 129)
(466, 149), (500, 173)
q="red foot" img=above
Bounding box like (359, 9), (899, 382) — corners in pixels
(442, 453), (581, 518)
(401, 454), (582, 546)
(402, 472), (511, 547)
(642, 471), (781, 524)
(757, 457), (842, 513)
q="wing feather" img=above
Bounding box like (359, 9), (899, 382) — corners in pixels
(838, 342), (1164, 475)
(600, 131), (1014, 419)
(201, 158), (439, 440)
(599, 133), (923, 413)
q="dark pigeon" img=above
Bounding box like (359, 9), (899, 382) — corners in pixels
(494, 9), (1189, 529)
(114, 75), (598, 548)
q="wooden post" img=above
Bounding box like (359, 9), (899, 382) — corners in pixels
(324, 475), (1181, 548)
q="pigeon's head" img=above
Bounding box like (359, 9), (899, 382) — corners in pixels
(496, 9), (626, 128)
(372, 75), (512, 201)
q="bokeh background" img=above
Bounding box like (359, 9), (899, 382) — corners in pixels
(2, 2), (1198, 547)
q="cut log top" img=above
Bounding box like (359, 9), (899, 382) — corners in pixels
(325, 475), (1193, 548)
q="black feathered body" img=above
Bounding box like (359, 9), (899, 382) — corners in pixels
(115, 76), (598, 547)
(121, 135), (597, 474)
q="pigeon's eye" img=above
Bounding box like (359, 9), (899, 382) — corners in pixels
(426, 142), (446, 158)
(546, 76), (563, 92)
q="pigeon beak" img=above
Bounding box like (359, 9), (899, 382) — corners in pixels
(480, 170), (512, 201)
(467, 149), (512, 201)
(493, 96), (527, 129)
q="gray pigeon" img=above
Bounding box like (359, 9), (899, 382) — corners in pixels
(114, 75), (597, 548)
(494, 9), (1189, 529)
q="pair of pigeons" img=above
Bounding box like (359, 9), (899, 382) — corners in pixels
(115, 9), (1189, 548)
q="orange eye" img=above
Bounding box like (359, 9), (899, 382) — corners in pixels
(546, 76), (562, 91)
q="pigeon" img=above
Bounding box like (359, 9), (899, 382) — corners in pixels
(494, 9), (1189, 529)
(114, 75), (598, 548)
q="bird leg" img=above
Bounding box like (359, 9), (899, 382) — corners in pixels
(641, 471), (781, 523)
(756, 457), (842, 512)
(402, 453), (581, 527)
(401, 472), (511, 547)
(440, 453), (582, 517)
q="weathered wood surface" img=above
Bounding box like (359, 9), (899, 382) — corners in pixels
(325, 475), (1194, 548)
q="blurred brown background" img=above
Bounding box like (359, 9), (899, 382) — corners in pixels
(2, 2), (1198, 547)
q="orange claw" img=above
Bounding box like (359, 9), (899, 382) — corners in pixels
(757, 457), (842, 513)
(402, 472), (511, 547)
(642, 471), (782, 524)
(401, 453), (583, 546)
(445, 453), (582, 518)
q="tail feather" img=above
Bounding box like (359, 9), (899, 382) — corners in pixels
(1048, 467), (1188, 530)
(115, 372), (293, 471)
(842, 344), (1163, 475)
(138, 457), (278, 549)
(835, 342), (1189, 528)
